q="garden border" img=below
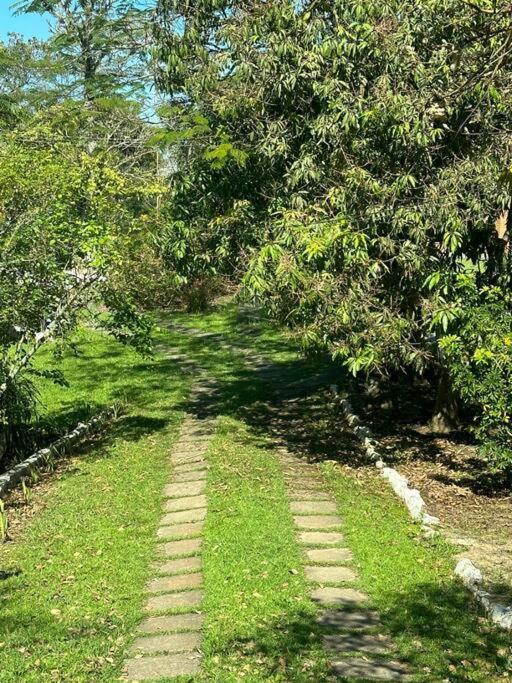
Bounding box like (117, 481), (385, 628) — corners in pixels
(0, 405), (119, 499)
(330, 385), (512, 631)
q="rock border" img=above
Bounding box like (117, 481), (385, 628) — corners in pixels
(0, 405), (119, 499)
(330, 385), (512, 632)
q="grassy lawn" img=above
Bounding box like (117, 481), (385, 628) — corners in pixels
(202, 417), (329, 682)
(0, 329), (189, 682)
(0, 305), (510, 682)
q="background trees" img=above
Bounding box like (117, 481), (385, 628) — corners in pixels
(154, 0), (512, 474)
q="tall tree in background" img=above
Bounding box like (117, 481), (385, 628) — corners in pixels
(15, 0), (153, 101)
(154, 0), (512, 470)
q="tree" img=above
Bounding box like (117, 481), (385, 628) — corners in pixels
(15, 0), (152, 101)
(154, 0), (512, 463)
(0, 103), (162, 464)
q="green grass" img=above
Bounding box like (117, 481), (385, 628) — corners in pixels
(1, 304), (510, 682)
(0, 329), (190, 682)
(322, 466), (511, 682)
(201, 417), (329, 682)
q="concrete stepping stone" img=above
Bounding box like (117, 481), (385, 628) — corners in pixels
(290, 501), (337, 514)
(299, 531), (344, 546)
(293, 515), (342, 529)
(157, 522), (204, 539)
(305, 565), (357, 584)
(171, 452), (207, 465)
(289, 489), (331, 500)
(137, 612), (204, 634)
(147, 573), (203, 594)
(152, 556), (202, 575)
(145, 589), (203, 612)
(160, 538), (202, 558)
(174, 470), (208, 483)
(316, 609), (381, 630)
(306, 547), (353, 564)
(173, 460), (208, 473)
(330, 658), (410, 680)
(130, 631), (201, 654)
(161, 508), (206, 525)
(164, 495), (207, 512)
(164, 481), (205, 498)
(124, 653), (201, 680)
(311, 587), (368, 607)
(323, 632), (393, 655)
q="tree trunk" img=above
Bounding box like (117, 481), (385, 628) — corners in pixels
(431, 369), (459, 433)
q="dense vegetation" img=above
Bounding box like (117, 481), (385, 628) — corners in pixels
(1, 0), (512, 478)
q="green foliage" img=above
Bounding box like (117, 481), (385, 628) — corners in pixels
(155, 0), (512, 464)
(440, 288), (512, 478)
(0, 103), (161, 463)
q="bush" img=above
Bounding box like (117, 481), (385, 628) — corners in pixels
(440, 288), (512, 478)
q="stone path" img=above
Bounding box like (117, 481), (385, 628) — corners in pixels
(123, 379), (216, 681)
(280, 449), (411, 680)
(146, 322), (413, 680)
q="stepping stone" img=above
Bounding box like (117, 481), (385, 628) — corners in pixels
(311, 587), (368, 607)
(157, 522), (204, 539)
(305, 565), (357, 584)
(124, 653), (201, 680)
(306, 547), (353, 564)
(171, 452), (207, 465)
(160, 538), (202, 558)
(164, 481), (205, 498)
(153, 556), (202, 575)
(316, 609), (381, 630)
(130, 631), (201, 654)
(299, 531), (344, 546)
(330, 658), (410, 680)
(147, 573), (203, 594)
(174, 461), (208, 473)
(293, 515), (342, 529)
(145, 590), (203, 612)
(137, 612), (204, 634)
(290, 490), (331, 500)
(324, 633), (392, 655)
(164, 495), (207, 512)
(290, 501), (337, 514)
(174, 470), (208, 483)
(161, 508), (207, 525)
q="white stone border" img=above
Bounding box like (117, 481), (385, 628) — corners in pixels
(0, 405), (119, 499)
(330, 385), (512, 631)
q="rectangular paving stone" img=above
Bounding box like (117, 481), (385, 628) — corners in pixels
(316, 609), (381, 630)
(305, 565), (357, 584)
(174, 470), (208, 483)
(173, 460), (208, 473)
(289, 490), (331, 500)
(157, 521), (204, 539)
(161, 508), (207, 525)
(164, 495), (207, 512)
(145, 590), (203, 612)
(160, 538), (202, 558)
(164, 481), (205, 498)
(294, 515), (343, 529)
(147, 573), (203, 594)
(130, 631), (201, 655)
(137, 612), (204, 634)
(170, 453), (207, 466)
(153, 556), (202, 575)
(299, 531), (344, 546)
(330, 658), (410, 681)
(311, 587), (368, 607)
(290, 501), (337, 514)
(324, 633), (392, 655)
(124, 653), (201, 680)
(306, 547), (353, 564)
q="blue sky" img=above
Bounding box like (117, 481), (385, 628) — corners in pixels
(0, 4), (51, 40)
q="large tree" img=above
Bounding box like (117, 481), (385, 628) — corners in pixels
(154, 0), (512, 464)
(15, 0), (152, 101)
